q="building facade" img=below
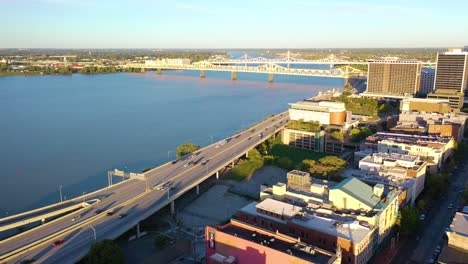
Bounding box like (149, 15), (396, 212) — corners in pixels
(434, 49), (468, 94)
(419, 68), (436, 97)
(365, 59), (422, 97)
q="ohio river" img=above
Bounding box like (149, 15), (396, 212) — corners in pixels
(0, 70), (343, 214)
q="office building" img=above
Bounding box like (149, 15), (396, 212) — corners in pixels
(363, 132), (455, 172)
(418, 68), (436, 96)
(364, 59), (422, 98)
(288, 101), (350, 126)
(434, 49), (468, 94)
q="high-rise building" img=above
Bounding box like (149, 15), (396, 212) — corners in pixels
(434, 49), (468, 93)
(364, 59), (422, 98)
(419, 68), (436, 96)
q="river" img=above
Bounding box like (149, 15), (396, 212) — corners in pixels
(0, 67), (343, 215)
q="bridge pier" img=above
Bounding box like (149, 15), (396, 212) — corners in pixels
(231, 71), (237, 80)
(196, 184), (200, 195)
(157, 68), (162, 75)
(216, 171), (219, 180)
(245, 151), (249, 158)
(231, 161), (235, 167)
(136, 222), (141, 238)
(171, 201), (175, 215)
(41, 218), (45, 224)
(268, 73), (274, 83)
(200, 70), (206, 78)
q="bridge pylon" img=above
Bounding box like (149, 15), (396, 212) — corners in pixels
(231, 71), (237, 80)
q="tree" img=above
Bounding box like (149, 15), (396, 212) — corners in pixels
(176, 143), (200, 158)
(425, 173), (450, 199)
(417, 199), (426, 211)
(349, 127), (374, 143)
(84, 239), (124, 264)
(396, 206), (420, 236)
(277, 157), (293, 170)
(330, 131), (344, 141)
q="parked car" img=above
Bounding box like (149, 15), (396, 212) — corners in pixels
(52, 240), (65, 247)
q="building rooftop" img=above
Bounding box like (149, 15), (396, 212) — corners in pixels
(332, 178), (381, 208)
(240, 201), (374, 244)
(289, 101), (345, 112)
(365, 132), (452, 146)
(219, 221), (336, 264)
(256, 198), (303, 219)
(449, 212), (468, 238)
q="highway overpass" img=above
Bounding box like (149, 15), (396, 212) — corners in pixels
(0, 112), (290, 264)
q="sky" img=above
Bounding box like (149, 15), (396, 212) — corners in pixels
(1, 0), (468, 49)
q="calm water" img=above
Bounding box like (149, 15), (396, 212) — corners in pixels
(0, 70), (343, 215)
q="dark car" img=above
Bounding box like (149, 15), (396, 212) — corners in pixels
(107, 211), (114, 216)
(52, 240), (65, 247)
(171, 160), (177, 164)
(201, 159), (209, 165)
(94, 209), (103, 215)
(20, 259), (36, 264)
(118, 213), (127, 218)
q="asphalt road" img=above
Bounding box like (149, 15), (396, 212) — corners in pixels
(0, 112), (289, 264)
(391, 159), (467, 264)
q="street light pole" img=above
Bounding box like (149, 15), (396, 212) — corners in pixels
(59, 186), (63, 203)
(88, 225), (97, 241)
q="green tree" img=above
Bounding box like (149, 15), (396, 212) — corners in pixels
(330, 131), (344, 141)
(277, 157), (293, 170)
(176, 143), (200, 158)
(84, 239), (124, 264)
(417, 199), (426, 211)
(396, 206), (420, 236)
(425, 173), (450, 199)
(349, 127), (374, 143)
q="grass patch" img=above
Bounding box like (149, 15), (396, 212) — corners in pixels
(269, 144), (327, 166)
(224, 149), (264, 181)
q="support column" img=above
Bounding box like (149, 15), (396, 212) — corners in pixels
(200, 70), (206, 78)
(231, 161), (235, 167)
(171, 201), (175, 215)
(268, 73), (274, 83)
(216, 171), (219, 180)
(196, 184), (200, 195)
(41, 219), (45, 224)
(245, 151), (249, 158)
(231, 71), (237, 80)
(136, 223), (141, 238)
(157, 68), (162, 75)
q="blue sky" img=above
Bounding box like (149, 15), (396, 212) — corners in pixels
(2, 0), (467, 48)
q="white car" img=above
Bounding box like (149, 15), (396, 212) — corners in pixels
(72, 215), (81, 221)
(184, 164), (189, 168)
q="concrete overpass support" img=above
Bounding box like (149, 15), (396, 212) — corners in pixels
(136, 223), (141, 238)
(245, 151), (249, 158)
(216, 171), (219, 180)
(171, 201), (175, 215)
(268, 73), (274, 83)
(231, 71), (237, 80)
(200, 70), (206, 78)
(157, 68), (162, 74)
(41, 218), (45, 224)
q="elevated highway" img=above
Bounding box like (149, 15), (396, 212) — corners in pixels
(0, 112), (290, 264)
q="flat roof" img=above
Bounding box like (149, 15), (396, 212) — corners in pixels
(449, 212), (468, 237)
(220, 224), (335, 264)
(366, 132), (452, 146)
(256, 198), (303, 218)
(239, 202), (373, 243)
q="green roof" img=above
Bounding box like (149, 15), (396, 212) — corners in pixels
(332, 178), (380, 208)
